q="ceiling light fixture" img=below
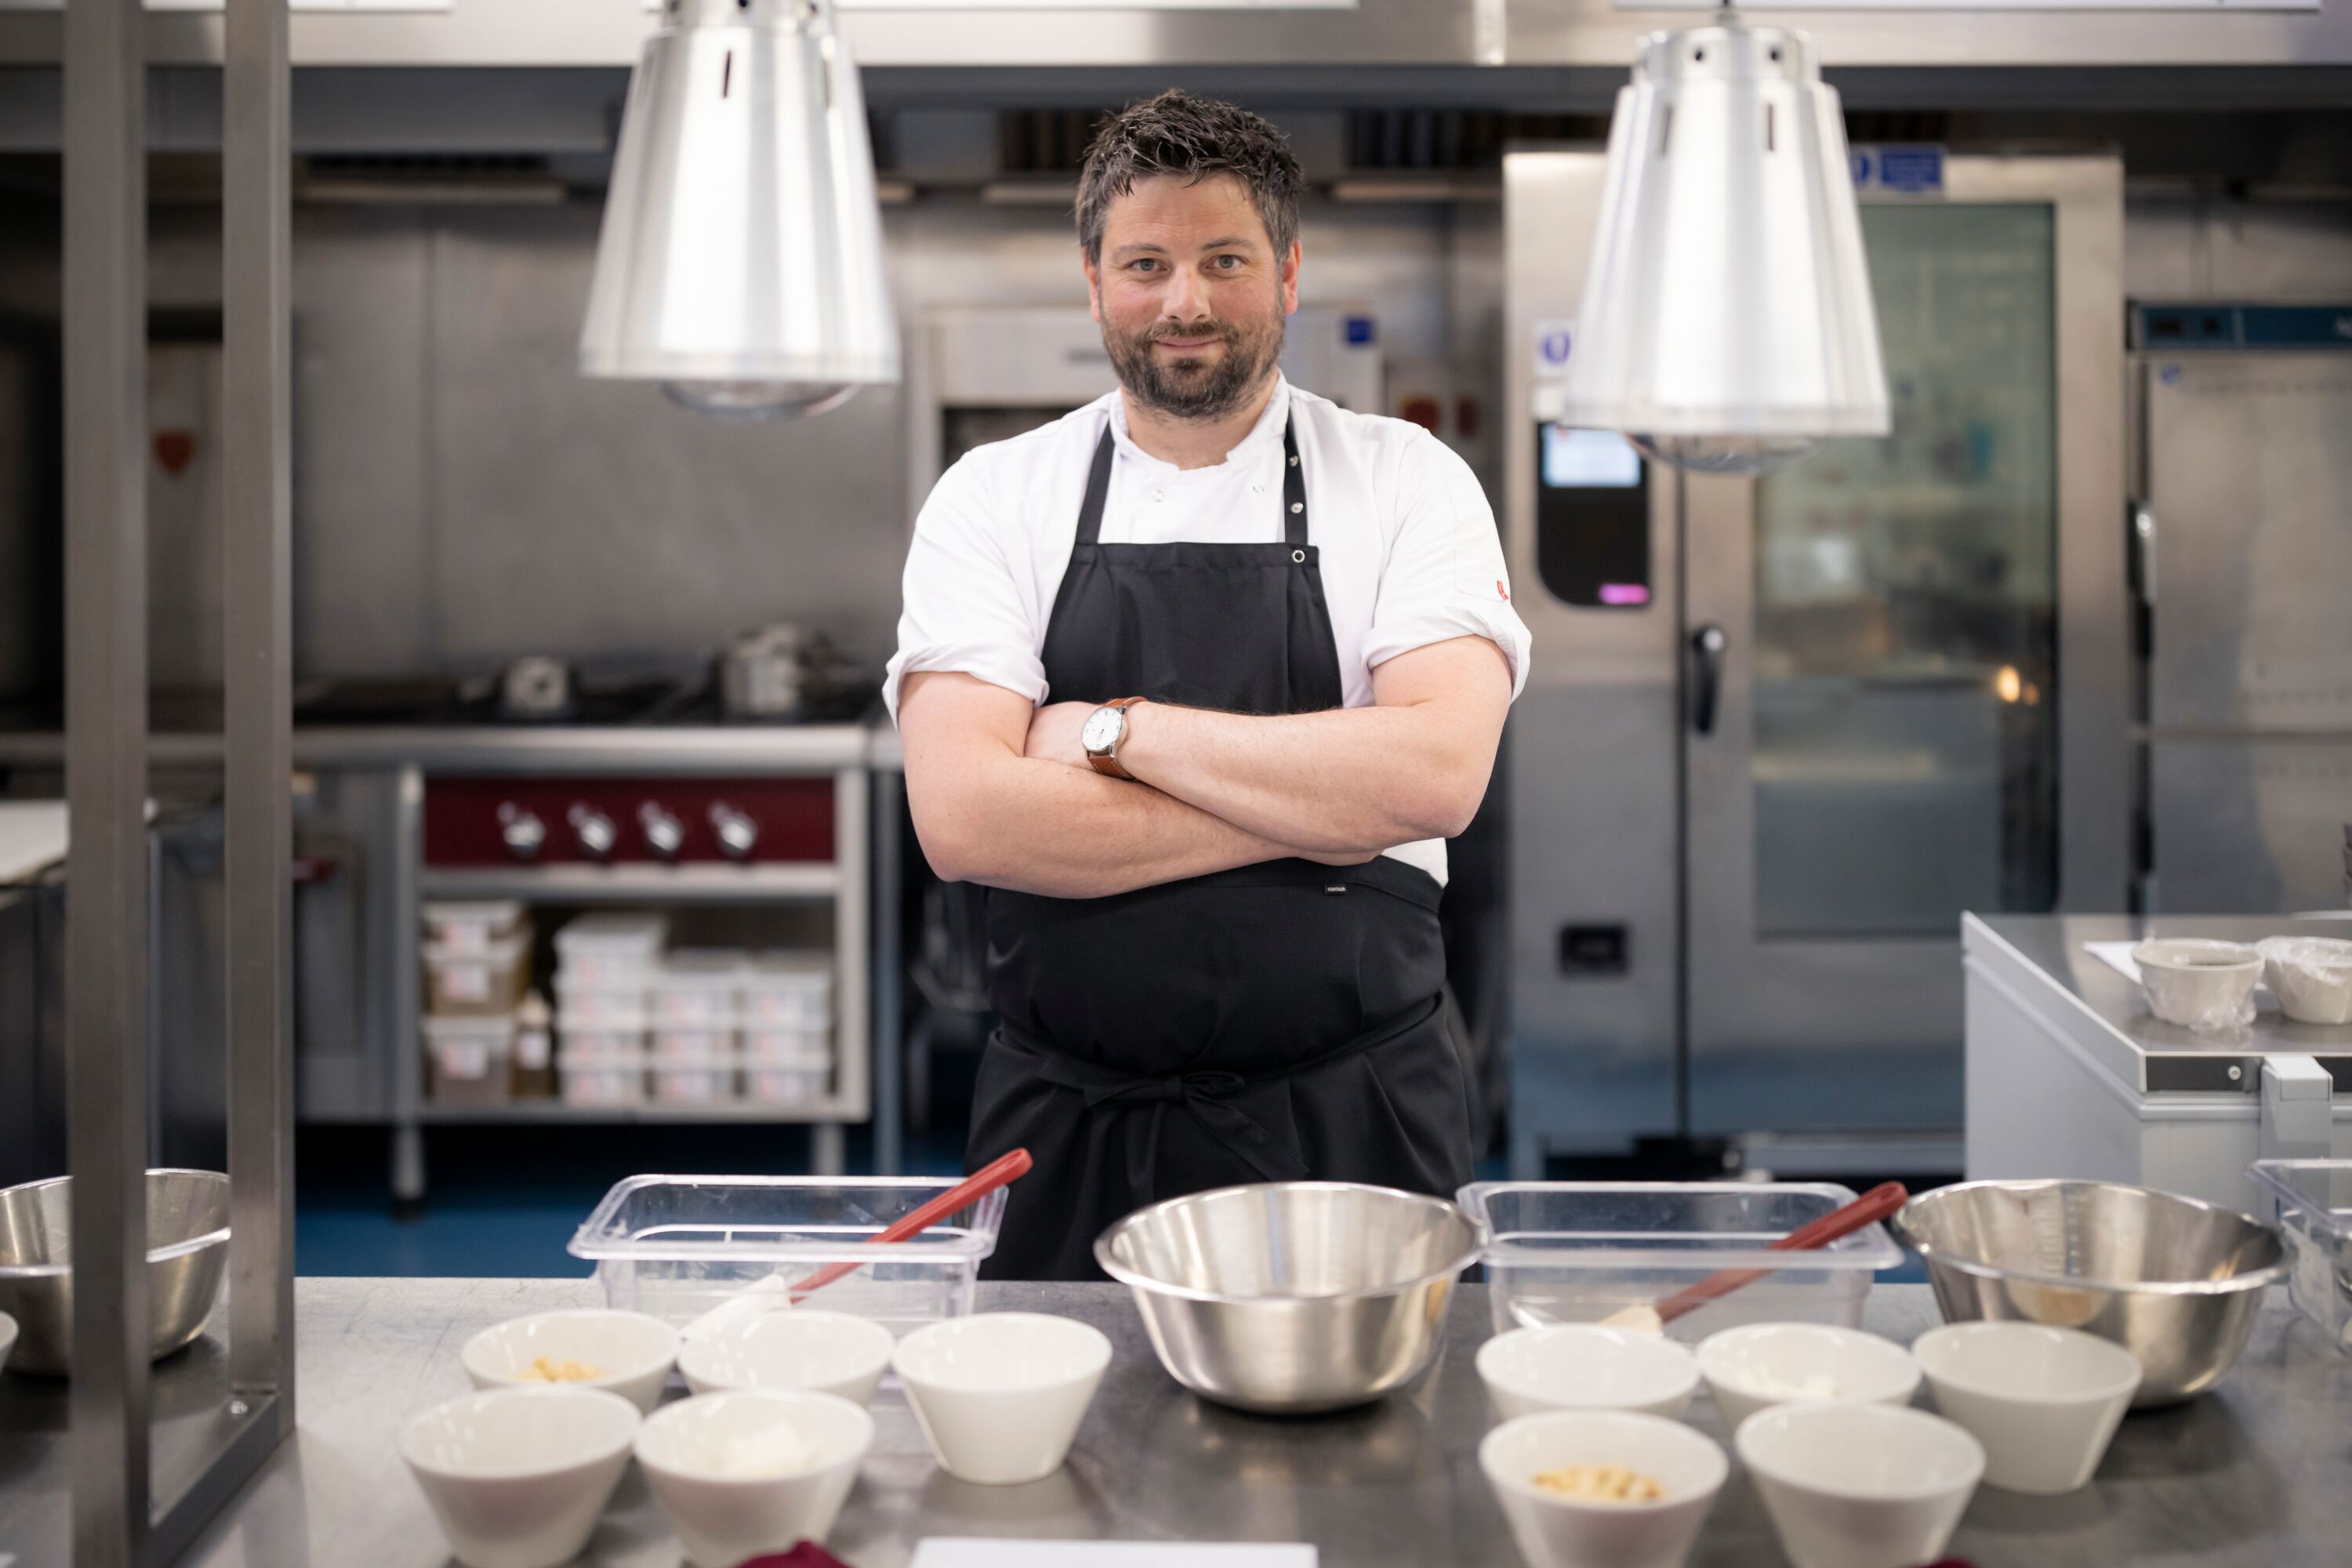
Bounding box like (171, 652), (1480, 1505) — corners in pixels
(1558, 11), (1888, 474)
(579, 0), (898, 421)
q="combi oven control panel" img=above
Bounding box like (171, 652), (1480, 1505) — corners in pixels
(423, 777), (835, 866)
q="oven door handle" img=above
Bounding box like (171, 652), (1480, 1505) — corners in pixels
(1690, 623), (1727, 737)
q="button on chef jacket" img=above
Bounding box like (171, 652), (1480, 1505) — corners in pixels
(884, 376), (1534, 886)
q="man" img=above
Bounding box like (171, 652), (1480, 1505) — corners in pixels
(887, 90), (1532, 1279)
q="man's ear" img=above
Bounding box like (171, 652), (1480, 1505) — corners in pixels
(1280, 239), (1301, 315)
(1083, 250), (1102, 325)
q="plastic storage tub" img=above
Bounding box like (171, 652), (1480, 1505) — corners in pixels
(742, 953), (832, 1029)
(424, 1014), (514, 1107)
(744, 1063), (829, 1105)
(652, 1025), (737, 1062)
(568, 1175), (1007, 1331)
(554, 971), (650, 1029)
(423, 898), (525, 954)
(558, 1046), (648, 1107)
(1457, 1181), (1904, 1341)
(554, 911), (668, 985)
(651, 1054), (740, 1106)
(424, 934), (529, 1015)
(2249, 1159), (2352, 1352)
(650, 950), (748, 1028)
(742, 1025), (832, 1065)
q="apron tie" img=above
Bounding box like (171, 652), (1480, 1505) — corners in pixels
(993, 993), (1445, 1200)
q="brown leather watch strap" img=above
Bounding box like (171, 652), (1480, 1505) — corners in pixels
(1086, 697), (1146, 780)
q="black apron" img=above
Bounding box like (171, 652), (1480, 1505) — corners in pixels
(967, 412), (1475, 1281)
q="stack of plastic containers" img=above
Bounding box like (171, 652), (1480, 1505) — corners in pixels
(553, 913), (667, 1106)
(421, 900), (529, 1107)
(648, 950), (746, 1105)
(741, 952), (833, 1105)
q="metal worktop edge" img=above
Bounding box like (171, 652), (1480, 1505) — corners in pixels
(0, 723), (906, 774)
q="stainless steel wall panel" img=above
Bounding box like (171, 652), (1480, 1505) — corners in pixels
(2149, 739), (2352, 913)
(2143, 353), (2352, 734)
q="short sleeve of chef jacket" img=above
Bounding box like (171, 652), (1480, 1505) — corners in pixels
(883, 413), (1533, 721)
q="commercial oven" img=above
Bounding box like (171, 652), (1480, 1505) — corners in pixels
(1504, 151), (2131, 1176)
(2130, 303), (2352, 915)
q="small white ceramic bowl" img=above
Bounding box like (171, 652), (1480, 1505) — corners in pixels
(1736, 1402), (1984, 1568)
(2132, 938), (2262, 1030)
(2257, 935), (2352, 1025)
(1911, 1322), (2140, 1495)
(1476, 1324), (1702, 1421)
(1695, 1323), (1922, 1429)
(461, 1308), (680, 1414)
(1479, 1409), (1728, 1568)
(399, 1385), (641, 1568)
(892, 1312), (1111, 1485)
(636, 1388), (876, 1568)
(678, 1310), (897, 1405)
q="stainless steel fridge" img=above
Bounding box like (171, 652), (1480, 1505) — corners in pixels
(2130, 303), (2352, 916)
(1504, 151), (2132, 1176)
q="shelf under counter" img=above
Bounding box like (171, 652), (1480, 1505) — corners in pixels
(415, 1096), (867, 1126)
(418, 862), (841, 902)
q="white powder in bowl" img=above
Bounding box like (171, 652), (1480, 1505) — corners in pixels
(714, 1422), (819, 1479)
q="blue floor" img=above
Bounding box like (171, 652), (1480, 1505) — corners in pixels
(294, 1123), (970, 1278)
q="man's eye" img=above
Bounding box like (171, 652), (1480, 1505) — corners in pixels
(1214, 256), (1242, 270)
(1131, 259), (1159, 273)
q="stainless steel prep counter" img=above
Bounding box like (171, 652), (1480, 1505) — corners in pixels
(5, 1279), (2346, 1567)
(1965, 913), (2352, 1214)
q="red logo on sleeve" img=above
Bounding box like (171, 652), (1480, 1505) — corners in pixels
(1496, 579), (1510, 602)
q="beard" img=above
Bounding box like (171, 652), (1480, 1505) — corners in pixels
(1103, 307), (1286, 423)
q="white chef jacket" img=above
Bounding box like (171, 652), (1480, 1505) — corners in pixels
(885, 375), (1533, 886)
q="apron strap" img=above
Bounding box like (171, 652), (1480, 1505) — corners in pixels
(1074, 425), (1116, 546)
(992, 991), (1443, 1198)
(1281, 416), (1308, 549)
(1073, 412), (1309, 550)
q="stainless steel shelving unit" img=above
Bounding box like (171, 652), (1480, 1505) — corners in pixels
(54, 1), (297, 1563)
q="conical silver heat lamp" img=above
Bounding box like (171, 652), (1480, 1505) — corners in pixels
(1558, 13), (1887, 474)
(579, 0), (898, 420)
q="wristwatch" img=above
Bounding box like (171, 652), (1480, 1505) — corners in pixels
(1081, 696), (1147, 780)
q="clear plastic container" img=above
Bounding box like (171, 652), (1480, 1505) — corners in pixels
(741, 952), (833, 1029)
(651, 1058), (740, 1106)
(652, 1024), (738, 1062)
(742, 1025), (832, 1066)
(424, 934), (529, 1016)
(559, 1047), (648, 1108)
(568, 1175), (1005, 1332)
(1457, 1181), (1904, 1341)
(554, 971), (650, 1029)
(559, 1024), (646, 1058)
(424, 1014), (514, 1107)
(651, 950), (750, 1028)
(2249, 1159), (2352, 1353)
(554, 911), (669, 985)
(423, 898), (526, 954)
(744, 1064), (830, 1105)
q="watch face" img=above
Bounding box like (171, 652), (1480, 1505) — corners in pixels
(1080, 706), (1123, 753)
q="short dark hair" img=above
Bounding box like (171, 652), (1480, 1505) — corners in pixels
(1074, 89), (1304, 267)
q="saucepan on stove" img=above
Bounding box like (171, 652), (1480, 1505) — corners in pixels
(1096, 1181), (1481, 1415)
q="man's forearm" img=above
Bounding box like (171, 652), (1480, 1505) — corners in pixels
(909, 750), (1301, 898)
(1112, 703), (1466, 854)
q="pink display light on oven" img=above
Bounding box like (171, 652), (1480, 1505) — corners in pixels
(1599, 583), (1651, 607)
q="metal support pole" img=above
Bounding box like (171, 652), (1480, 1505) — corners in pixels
(223, 0), (297, 1422)
(64, 2), (151, 1565)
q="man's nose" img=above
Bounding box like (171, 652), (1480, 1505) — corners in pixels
(1162, 263), (1211, 323)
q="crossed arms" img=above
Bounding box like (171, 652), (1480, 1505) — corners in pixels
(897, 635), (1512, 898)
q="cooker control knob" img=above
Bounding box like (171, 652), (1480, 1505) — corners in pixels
(496, 803), (546, 863)
(568, 803), (619, 862)
(639, 802), (686, 860)
(709, 802), (759, 862)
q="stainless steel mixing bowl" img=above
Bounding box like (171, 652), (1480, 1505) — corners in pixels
(0, 1169), (231, 1376)
(1094, 1181), (1481, 1414)
(1893, 1179), (2287, 1407)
